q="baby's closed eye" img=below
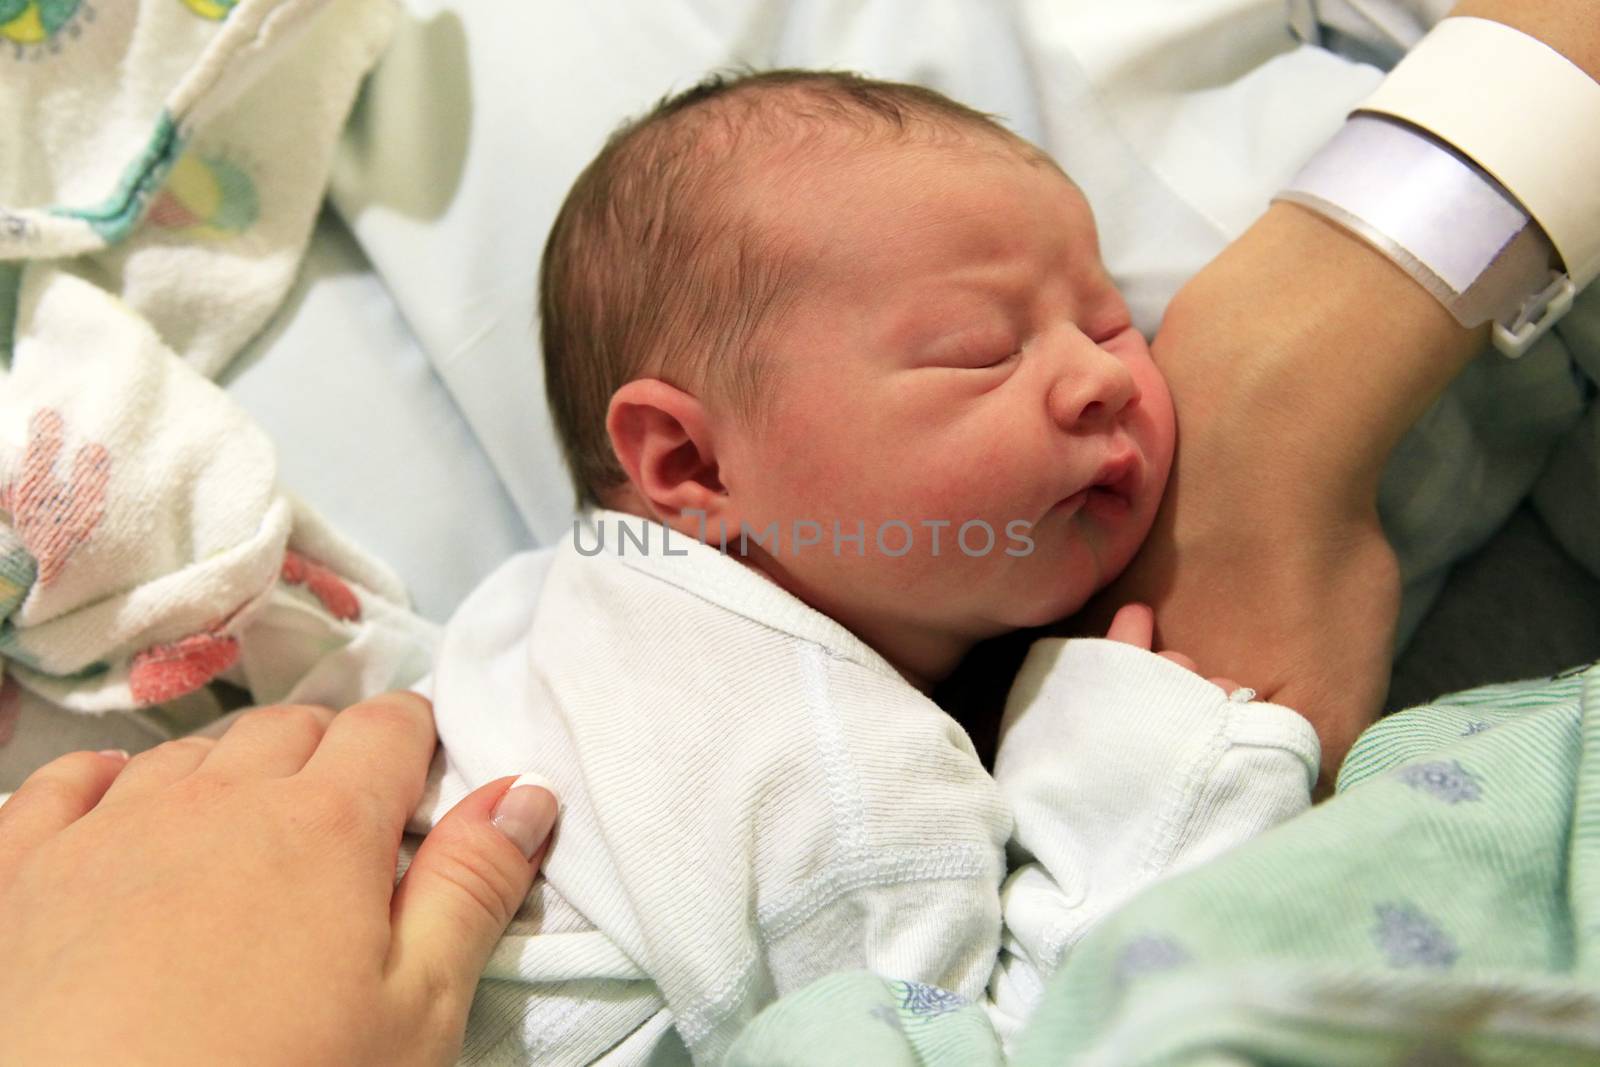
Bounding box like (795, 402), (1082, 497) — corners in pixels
(930, 331), (1022, 369)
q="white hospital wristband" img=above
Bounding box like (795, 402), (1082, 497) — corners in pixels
(1274, 16), (1600, 359)
(1275, 114), (1560, 358)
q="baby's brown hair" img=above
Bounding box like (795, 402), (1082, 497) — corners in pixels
(539, 69), (1049, 509)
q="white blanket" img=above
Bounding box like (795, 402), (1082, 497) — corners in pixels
(0, 0), (434, 769)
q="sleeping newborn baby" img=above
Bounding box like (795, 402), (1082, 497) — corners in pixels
(418, 70), (1321, 1065)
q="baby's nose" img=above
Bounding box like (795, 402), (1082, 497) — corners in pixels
(1047, 339), (1140, 431)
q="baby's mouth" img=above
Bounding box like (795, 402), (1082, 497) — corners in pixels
(1050, 450), (1142, 516)
(1094, 452), (1142, 503)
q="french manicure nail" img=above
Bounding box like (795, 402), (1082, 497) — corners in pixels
(490, 773), (560, 860)
(97, 749), (130, 762)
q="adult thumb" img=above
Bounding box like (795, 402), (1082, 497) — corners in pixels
(388, 774), (558, 1016)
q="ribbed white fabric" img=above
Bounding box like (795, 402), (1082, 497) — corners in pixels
(986, 637), (1322, 1044)
(411, 509), (1320, 1064)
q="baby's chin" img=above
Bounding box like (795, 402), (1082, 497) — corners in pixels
(992, 586), (1098, 632)
(993, 523), (1151, 630)
(967, 562), (1099, 633)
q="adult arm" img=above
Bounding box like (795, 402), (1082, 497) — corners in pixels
(1088, 0), (1600, 796)
(0, 693), (557, 1067)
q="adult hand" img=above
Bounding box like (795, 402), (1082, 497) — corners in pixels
(1086, 464), (1399, 801)
(1080, 204), (1478, 798)
(1091, 1), (1600, 799)
(0, 692), (558, 1067)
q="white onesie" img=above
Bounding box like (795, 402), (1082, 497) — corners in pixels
(410, 509), (1320, 1065)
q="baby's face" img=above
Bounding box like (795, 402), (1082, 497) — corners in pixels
(712, 144), (1175, 687)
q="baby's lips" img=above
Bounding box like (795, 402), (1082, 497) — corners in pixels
(1051, 488), (1090, 514)
(1052, 447), (1142, 513)
(1092, 447), (1142, 501)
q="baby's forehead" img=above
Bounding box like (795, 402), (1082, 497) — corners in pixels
(740, 140), (1084, 270)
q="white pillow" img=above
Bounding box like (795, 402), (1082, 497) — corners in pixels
(224, 210), (531, 622)
(329, 3), (747, 546)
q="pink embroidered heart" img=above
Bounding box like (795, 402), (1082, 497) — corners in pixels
(0, 408), (111, 588)
(281, 549), (360, 621)
(129, 630), (240, 705)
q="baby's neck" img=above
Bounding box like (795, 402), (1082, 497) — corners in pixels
(597, 497), (985, 691)
(842, 614), (979, 694)
(735, 546), (982, 694)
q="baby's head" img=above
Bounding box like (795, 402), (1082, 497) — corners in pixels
(541, 70), (1174, 689)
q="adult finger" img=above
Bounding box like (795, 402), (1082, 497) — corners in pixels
(0, 749), (128, 886)
(97, 736), (216, 807)
(1105, 603), (1154, 648)
(300, 691), (437, 830)
(387, 775), (557, 1038)
(198, 704), (336, 779)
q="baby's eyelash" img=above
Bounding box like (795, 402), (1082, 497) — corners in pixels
(973, 348), (1020, 369)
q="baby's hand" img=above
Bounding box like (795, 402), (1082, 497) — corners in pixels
(1105, 603), (1244, 695)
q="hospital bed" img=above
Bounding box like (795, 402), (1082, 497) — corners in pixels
(4, 0), (1599, 1061)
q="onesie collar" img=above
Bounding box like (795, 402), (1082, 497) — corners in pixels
(568, 508), (906, 683)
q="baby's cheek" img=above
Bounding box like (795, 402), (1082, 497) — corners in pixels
(939, 432), (1035, 507)
(1134, 355), (1174, 425)
(1130, 370), (1176, 478)
(889, 465), (1006, 527)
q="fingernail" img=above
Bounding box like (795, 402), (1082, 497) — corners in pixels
(490, 773), (560, 860)
(97, 749), (130, 762)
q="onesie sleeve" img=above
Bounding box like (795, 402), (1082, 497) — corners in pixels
(984, 637), (1319, 1038)
(757, 646), (1014, 1011)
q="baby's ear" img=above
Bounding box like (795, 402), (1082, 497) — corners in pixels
(606, 379), (729, 526)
